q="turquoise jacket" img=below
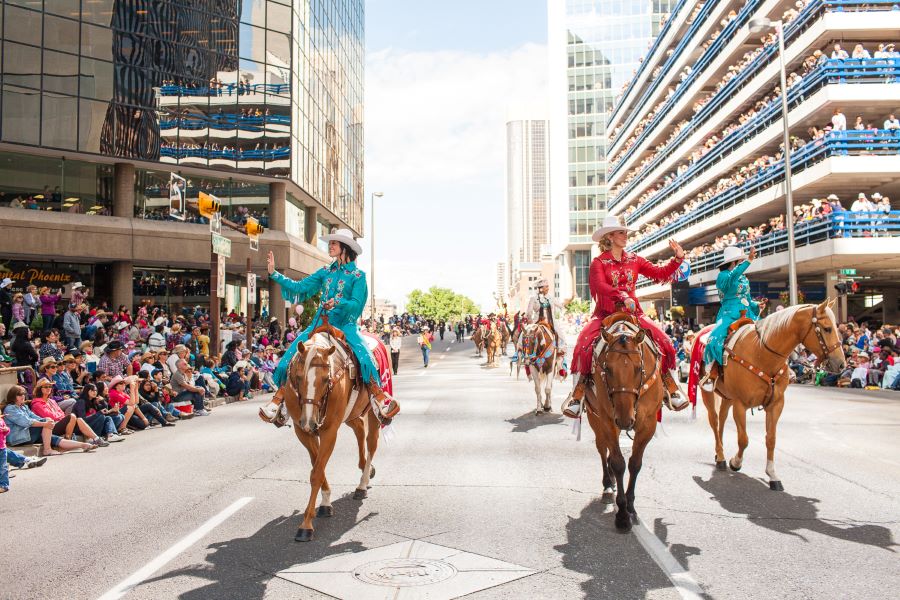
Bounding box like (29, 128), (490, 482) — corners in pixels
(704, 260), (761, 365)
(271, 261), (381, 387)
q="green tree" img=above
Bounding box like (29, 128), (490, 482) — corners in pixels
(566, 298), (591, 315)
(406, 287), (478, 322)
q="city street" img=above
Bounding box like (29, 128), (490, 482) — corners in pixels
(2, 336), (898, 600)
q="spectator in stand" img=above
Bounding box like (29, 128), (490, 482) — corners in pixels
(831, 108), (847, 131)
(70, 282), (87, 307)
(851, 43), (871, 59)
(10, 322), (38, 368)
(23, 285), (39, 325)
(831, 43), (849, 60)
(109, 375), (149, 431)
(851, 193), (875, 212)
(390, 327), (402, 375)
(38, 287), (62, 332)
(75, 384), (124, 443)
(148, 324), (166, 352)
(0, 413), (47, 493)
(11, 293), (25, 327)
(850, 353), (870, 388)
(63, 303), (82, 349)
(2, 385), (95, 456)
(38, 328), (65, 363)
(138, 375), (177, 424)
(221, 340), (240, 370)
(167, 345), (189, 377)
(171, 359), (210, 416)
(90, 381), (129, 435)
(31, 376), (108, 446)
(98, 340), (132, 379)
(885, 113), (900, 131)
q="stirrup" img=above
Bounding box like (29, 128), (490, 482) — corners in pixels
(665, 391), (689, 412)
(562, 396), (583, 419)
(700, 376), (716, 392)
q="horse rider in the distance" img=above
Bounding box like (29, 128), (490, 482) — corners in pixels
(517, 278), (570, 377)
(258, 229), (400, 426)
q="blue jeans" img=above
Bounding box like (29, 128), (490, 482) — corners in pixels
(0, 448), (9, 489)
(174, 390), (204, 411)
(422, 346), (430, 366)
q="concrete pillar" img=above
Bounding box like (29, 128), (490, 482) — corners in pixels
(883, 289), (900, 324)
(824, 270), (847, 322)
(113, 163), (135, 218)
(268, 276), (286, 325)
(305, 206), (318, 246)
(111, 261), (134, 311)
(268, 182), (286, 232)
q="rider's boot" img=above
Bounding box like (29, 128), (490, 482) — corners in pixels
(259, 387), (287, 427)
(367, 381), (400, 425)
(663, 369), (689, 411)
(561, 375), (588, 418)
(701, 361), (720, 392)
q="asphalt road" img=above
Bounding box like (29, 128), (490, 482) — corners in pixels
(1, 334), (898, 600)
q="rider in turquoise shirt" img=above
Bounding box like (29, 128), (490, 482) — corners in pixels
(258, 229), (399, 425)
(702, 245), (766, 390)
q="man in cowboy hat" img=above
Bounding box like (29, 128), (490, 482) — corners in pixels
(98, 340), (132, 378)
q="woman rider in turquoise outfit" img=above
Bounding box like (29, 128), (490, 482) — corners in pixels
(702, 244), (767, 390)
(258, 228), (399, 424)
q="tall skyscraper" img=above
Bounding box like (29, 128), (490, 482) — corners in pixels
(548, 0), (675, 300)
(506, 119), (551, 291)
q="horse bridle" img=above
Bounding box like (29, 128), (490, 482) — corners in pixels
(596, 338), (659, 401)
(754, 305), (841, 364)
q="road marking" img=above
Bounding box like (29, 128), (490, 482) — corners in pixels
(632, 521), (705, 600)
(96, 497), (254, 600)
(418, 370), (427, 377)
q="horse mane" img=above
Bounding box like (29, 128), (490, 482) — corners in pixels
(755, 304), (817, 347)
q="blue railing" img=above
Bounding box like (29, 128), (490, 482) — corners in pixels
(616, 58), (900, 221)
(637, 212), (900, 288)
(160, 114), (291, 131)
(609, 0), (690, 124)
(159, 83), (290, 97)
(609, 0), (763, 165)
(160, 147), (290, 160)
(609, 0), (896, 180)
(628, 131), (900, 254)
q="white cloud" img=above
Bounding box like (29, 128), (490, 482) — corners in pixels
(361, 43), (548, 312)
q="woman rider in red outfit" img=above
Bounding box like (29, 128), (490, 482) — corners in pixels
(562, 215), (688, 417)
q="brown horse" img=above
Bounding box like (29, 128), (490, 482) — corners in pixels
(701, 299), (845, 491)
(282, 327), (380, 542)
(499, 323), (511, 356)
(472, 324), (486, 357)
(521, 321), (561, 414)
(484, 325), (502, 367)
(584, 316), (664, 531)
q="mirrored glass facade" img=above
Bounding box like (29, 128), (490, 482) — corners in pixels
(0, 0), (363, 231)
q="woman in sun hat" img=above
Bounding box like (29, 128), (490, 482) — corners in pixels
(259, 228), (400, 426)
(563, 215), (688, 417)
(701, 244), (765, 391)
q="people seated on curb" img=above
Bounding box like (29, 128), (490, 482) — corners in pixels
(76, 385), (124, 443)
(31, 378), (108, 447)
(2, 385), (96, 456)
(171, 359), (210, 416)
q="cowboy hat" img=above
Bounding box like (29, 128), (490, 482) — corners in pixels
(109, 375), (128, 388)
(536, 278), (550, 288)
(0, 277), (13, 289)
(34, 377), (54, 390)
(320, 228), (363, 256)
(591, 215), (631, 242)
(39, 357), (59, 371)
(718, 245), (747, 267)
(11, 321), (28, 331)
(233, 360), (250, 371)
(826, 194), (839, 200)
(105, 340), (124, 352)
(115, 321), (128, 330)
(71, 282), (84, 289)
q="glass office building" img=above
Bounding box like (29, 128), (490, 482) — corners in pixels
(0, 0), (365, 319)
(550, 0), (675, 300)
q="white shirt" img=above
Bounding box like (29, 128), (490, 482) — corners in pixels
(831, 112), (846, 131)
(148, 332), (166, 351)
(884, 118), (900, 130)
(851, 365), (868, 381)
(850, 199), (873, 212)
(389, 337), (402, 352)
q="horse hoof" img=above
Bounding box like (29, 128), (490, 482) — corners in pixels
(729, 460), (742, 472)
(615, 514), (632, 532)
(628, 510), (639, 524)
(353, 488), (368, 500)
(294, 528), (314, 542)
(543, 405), (551, 413)
(316, 505), (334, 518)
(369, 466), (376, 479)
(715, 460), (728, 471)
(601, 490), (615, 503)
(769, 480), (784, 492)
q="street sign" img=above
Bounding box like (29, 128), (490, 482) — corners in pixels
(839, 268), (857, 276)
(247, 273), (257, 304)
(216, 254), (226, 298)
(169, 173), (186, 221)
(212, 232), (231, 258)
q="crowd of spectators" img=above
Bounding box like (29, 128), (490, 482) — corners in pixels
(795, 323), (900, 390)
(160, 141), (290, 159)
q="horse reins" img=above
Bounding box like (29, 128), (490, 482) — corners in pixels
(596, 339), (659, 401)
(292, 340), (353, 429)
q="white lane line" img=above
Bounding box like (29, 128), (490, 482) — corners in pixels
(633, 521), (705, 600)
(440, 355), (446, 360)
(97, 497), (254, 600)
(418, 370), (427, 377)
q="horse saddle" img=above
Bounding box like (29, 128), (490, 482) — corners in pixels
(305, 328), (371, 423)
(593, 312), (659, 359)
(728, 311), (754, 334)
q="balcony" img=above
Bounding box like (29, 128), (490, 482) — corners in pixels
(628, 131), (900, 257)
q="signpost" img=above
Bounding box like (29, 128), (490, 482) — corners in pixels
(169, 173), (186, 221)
(212, 232), (232, 258)
(247, 272), (257, 304)
(839, 268), (857, 276)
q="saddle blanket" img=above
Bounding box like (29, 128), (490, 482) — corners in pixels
(361, 331), (393, 397)
(687, 323), (754, 405)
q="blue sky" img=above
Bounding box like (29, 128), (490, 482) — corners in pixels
(358, 0), (549, 312)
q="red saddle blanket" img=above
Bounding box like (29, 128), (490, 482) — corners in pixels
(361, 331), (393, 396)
(687, 324), (715, 406)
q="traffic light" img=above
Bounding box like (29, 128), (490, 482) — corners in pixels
(834, 281), (859, 295)
(245, 217), (263, 251)
(851, 281), (859, 294)
(198, 191), (221, 218)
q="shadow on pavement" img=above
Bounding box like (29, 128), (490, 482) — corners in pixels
(506, 411), (564, 433)
(142, 493), (376, 600)
(554, 498), (681, 599)
(653, 518), (702, 570)
(694, 472), (898, 551)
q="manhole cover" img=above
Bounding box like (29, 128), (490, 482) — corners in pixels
(353, 558), (458, 587)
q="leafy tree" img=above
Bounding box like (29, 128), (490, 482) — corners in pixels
(566, 298), (591, 315)
(406, 287), (479, 322)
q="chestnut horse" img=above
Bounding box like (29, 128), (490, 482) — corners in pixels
(472, 324), (486, 357)
(282, 326), (380, 542)
(521, 321), (562, 414)
(484, 325), (502, 367)
(700, 299), (845, 491)
(584, 316), (664, 531)
(499, 323), (511, 356)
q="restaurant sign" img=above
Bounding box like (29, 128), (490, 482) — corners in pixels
(0, 262), (75, 289)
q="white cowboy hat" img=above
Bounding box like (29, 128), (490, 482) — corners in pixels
(321, 228), (363, 256)
(591, 215), (631, 242)
(536, 278), (550, 288)
(71, 282), (84, 289)
(0, 277), (14, 289)
(718, 245), (747, 267)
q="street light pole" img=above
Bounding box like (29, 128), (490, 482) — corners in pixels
(751, 17), (799, 305)
(370, 191), (383, 326)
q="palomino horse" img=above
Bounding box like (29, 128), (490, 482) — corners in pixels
(499, 323), (511, 356)
(521, 321), (562, 414)
(700, 299), (845, 491)
(282, 324), (380, 542)
(584, 315), (664, 531)
(484, 325), (503, 367)
(472, 324), (486, 358)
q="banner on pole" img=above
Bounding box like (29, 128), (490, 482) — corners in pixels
(247, 273), (257, 304)
(217, 255), (226, 298)
(169, 173), (186, 221)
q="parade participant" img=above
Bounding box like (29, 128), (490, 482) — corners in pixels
(258, 229), (399, 425)
(562, 215), (687, 418)
(701, 245), (765, 391)
(515, 279), (569, 372)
